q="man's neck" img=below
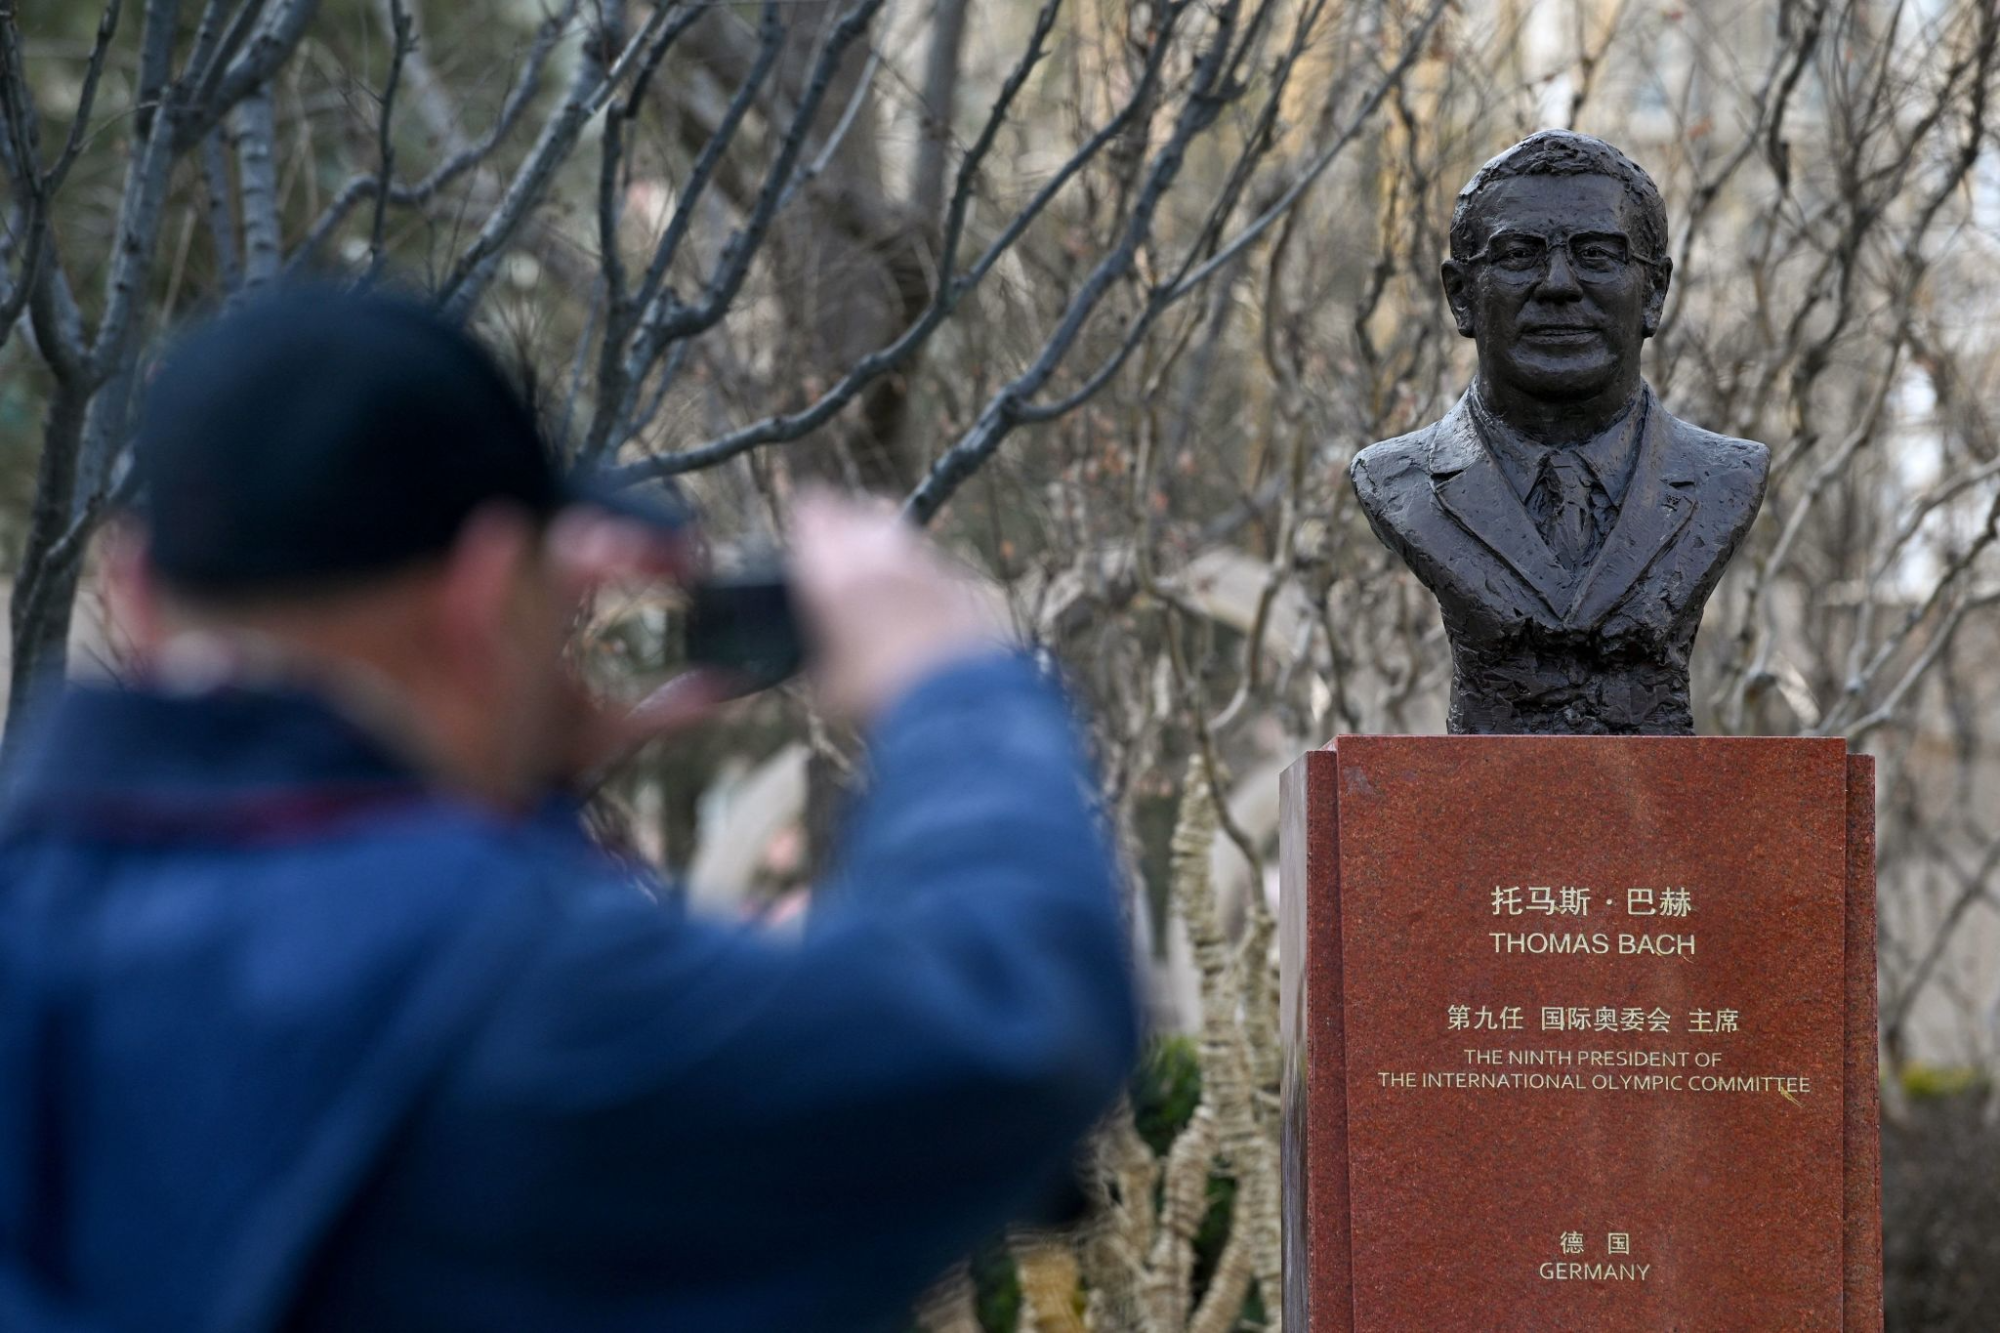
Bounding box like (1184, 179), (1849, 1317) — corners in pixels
(1473, 372), (1645, 446)
(146, 628), (508, 808)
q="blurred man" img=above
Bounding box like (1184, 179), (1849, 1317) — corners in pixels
(0, 289), (1136, 1332)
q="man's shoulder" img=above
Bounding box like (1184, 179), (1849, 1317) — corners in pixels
(277, 803), (633, 940)
(11, 797), (612, 976)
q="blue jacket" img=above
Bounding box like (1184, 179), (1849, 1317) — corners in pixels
(0, 653), (1136, 1332)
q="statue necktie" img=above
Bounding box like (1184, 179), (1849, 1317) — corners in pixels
(1532, 450), (1598, 570)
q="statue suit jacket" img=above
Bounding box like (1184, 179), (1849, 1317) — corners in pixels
(1350, 387), (1768, 734)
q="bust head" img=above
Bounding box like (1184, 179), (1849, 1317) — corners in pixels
(1442, 131), (1672, 423)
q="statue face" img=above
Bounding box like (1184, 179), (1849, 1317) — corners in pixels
(1442, 173), (1670, 404)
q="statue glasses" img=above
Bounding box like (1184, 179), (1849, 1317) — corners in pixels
(1460, 230), (1666, 281)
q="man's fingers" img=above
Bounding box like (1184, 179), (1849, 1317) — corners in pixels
(558, 669), (742, 788)
(618, 669), (742, 747)
(779, 489), (1009, 723)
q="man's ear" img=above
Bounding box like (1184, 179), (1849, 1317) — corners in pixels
(100, 519), (166, 663)
(1641, 256), (1673, 338)
(1442, 260), (1475, 338)
(437, 503), (539, 675)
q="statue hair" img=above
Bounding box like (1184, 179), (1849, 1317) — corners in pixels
(1448, 130), (1668, 262)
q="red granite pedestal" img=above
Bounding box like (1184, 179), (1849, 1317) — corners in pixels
(1279, 736), (1881, 1331)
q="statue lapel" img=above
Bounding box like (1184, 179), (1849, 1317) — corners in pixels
(1428, 396), (1573, 622)
(1563, 393), (1697, 629)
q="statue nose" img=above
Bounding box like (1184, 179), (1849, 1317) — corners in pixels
(1538, 245), (1583, 295)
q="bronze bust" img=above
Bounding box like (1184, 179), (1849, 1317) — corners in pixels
(1351, 131), (1768, 735)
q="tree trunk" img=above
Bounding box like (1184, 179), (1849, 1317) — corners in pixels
(6, 381), (91, 752)
(766, 6), (928, 493)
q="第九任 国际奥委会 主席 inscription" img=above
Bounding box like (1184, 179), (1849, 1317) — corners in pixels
(1373, 880), (1814, 1103)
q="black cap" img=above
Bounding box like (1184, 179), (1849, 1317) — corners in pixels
(133, 284), (683, 596)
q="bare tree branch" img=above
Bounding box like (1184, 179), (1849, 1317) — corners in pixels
(904, 0), (1449, 525)
(290, 0), (580, 264)
(232, 86), (281, 288)
(368, 0), (416, 273)
(437, 0), (690, 320)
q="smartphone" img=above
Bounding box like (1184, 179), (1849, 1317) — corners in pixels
(684, 571), (807, 691)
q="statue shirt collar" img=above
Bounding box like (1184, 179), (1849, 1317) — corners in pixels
(1424, 383), (1698, 628)
(1465, 383), (1647, 507)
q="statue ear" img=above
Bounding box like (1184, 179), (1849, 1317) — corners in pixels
(1641, 256), (1672, 337)
(1442, 260), (1475, 338)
